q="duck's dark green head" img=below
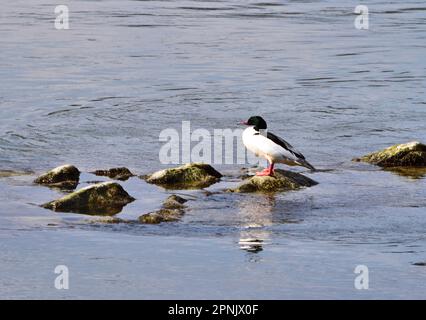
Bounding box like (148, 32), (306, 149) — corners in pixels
(243, 116), (267, 131)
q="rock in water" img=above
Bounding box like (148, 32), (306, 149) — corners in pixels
(139, 208), (183, 224)
(41, 181), (135, 215)
(34, 164), (80, 189)
(354, 141), (426, 167)
(139, 194), (188, 224)
(91, 167), (134, 181)
(228, 169), (318, 193)
(145, 163), (222, 189)
(88, 217), (131, 224)
(162, 195), (188, 209)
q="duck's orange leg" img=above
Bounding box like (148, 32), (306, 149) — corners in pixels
(256, 163), (275, 176)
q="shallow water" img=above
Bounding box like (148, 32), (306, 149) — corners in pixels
(1, 0), (426, 299)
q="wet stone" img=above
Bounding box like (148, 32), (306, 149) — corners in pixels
(91, 167), (135, 181)
(41, 181), (135, 216)
(34, 164), (80, 190)
(228, 169), (318, 193)
(145, 163), (222, 189)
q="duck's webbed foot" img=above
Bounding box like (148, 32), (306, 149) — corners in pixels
(255, 163), (275, 176)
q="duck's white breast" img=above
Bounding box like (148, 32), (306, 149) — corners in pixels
(242, 127), (298, 163)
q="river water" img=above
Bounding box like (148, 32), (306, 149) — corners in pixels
(1, 0), (426, 299)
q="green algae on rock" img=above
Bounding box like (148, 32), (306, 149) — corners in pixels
(354, 141), (426, 167)
(145, 163), (222, 189)
(228, 169), (318, 193)
(162, 194), (188, 209)
(88, 216), (132, 224)
(41, 181), (135, 215)
(34, 164), (80, 189)
(91, 167), (134, 181)
(139, 208), (184, 224)
(139, 194), (188, 224)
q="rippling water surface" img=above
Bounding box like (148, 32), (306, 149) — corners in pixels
(1, 0), (426, 299)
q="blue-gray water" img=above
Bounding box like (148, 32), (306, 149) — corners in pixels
(1, 0), (426, 299)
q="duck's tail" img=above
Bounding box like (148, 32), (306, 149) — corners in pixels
(297, 159), (316, 172)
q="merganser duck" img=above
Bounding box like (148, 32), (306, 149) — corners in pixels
(241, 116), (315, 176)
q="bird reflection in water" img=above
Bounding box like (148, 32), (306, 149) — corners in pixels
(237, 195), (276, 256)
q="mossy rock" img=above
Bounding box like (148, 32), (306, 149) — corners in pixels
(34, 164), (80, 189)
(138, 194), (188, 224)
(145, 163), (222, 189)
(88, 217), (132, 224)
(228, 169), (318, 193)
(139, 208), (183, 224)
(163, 195), (188, 209)
(41, 181), (135, 215)
(354, 141), (426, 167)
(91, 167), (134, 181)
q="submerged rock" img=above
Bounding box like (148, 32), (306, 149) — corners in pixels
(88, 217), (131, 224)
(34, 164), (80, 189)
(91, 167), (134, 181)
(139, 194), (188, 224)
(145, 163), (222, 189)
(228, 169), (318, 193)
(384, 167), (426, 179)
(354, 141), (426, 167)
(0, 170), (33, 178)
(41, 181), (135, 215)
